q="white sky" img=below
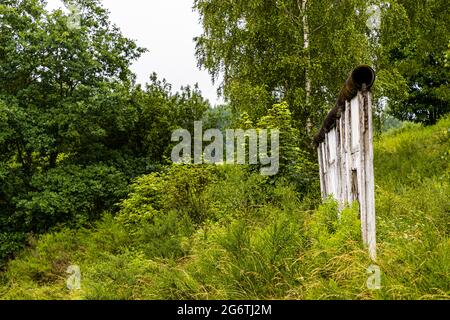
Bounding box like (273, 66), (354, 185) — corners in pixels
(46, 0), (222, 106)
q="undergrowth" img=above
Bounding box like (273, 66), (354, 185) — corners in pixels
(0, 116), (449, 300)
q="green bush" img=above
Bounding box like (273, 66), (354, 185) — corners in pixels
(13, 165), (129, 232)
(0, 232), (27, 268)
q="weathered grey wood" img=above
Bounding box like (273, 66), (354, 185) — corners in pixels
(365, 92), (377, 261)
(317, 90), (377, 261)
(344, 101), (352, 204)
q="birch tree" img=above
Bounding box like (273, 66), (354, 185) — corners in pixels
(194, 0), (373, 141)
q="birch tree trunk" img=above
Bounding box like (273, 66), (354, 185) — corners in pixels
(301, 0), (311, 101)
(299, 0), (312, 132)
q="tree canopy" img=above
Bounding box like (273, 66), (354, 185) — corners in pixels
(194, 0), (450, 128)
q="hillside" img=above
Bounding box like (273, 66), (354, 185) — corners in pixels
(0, 116), (449, 300)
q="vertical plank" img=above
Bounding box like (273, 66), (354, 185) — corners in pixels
(344, 101), (352, 204)
(338, 116), (345, 207)
(357, 93), (368, 244)
(322, 142), (329, 198)
(318, 146), (326, 198)
(365, 92), (377, 261)
(351, 98), (360, 152)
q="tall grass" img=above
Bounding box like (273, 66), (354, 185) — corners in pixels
(1, 117), (449, 300)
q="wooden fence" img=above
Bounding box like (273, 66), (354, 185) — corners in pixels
(314, 65), (377, 260)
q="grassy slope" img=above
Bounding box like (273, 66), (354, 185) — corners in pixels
(0, 116), (449, 300)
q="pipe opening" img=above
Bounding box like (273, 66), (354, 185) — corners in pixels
(351, 65), (375, 89)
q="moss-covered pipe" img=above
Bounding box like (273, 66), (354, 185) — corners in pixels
(314, 65), (376, 147)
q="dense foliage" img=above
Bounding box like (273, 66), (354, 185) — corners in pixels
(194, 0), (373, 139)
(0, 0), (209, 263)
(0, 0), (448, 300)
(194, 0), (450, 129)
(0, 116), (448, 299)
(376, 0), (450, 124)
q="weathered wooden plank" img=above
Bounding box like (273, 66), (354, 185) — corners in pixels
(318, 146), (326, 197)
(344, 101), (352, 204)
(365, 92), (377, 261)
(351, 97), (360, 152)
(358, 92), (368, 245)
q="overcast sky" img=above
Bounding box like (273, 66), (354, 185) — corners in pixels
(47, 0), (222, 106)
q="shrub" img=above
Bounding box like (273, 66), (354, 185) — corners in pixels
(12, 165), (129, 232)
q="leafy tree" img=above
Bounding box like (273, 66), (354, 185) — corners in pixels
(0, 0), (211, 262)
(0, 0), (144, 223)
(0, 0), (146, 170)
(257, 102), (319, 195)
(377, 0), (450, 124)
(114, 75), (209, 165)
(194, 0), (373, 138)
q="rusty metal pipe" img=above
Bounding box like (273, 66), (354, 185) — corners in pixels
(338, 65), (376, 105)
(314, 65), (376, 146)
